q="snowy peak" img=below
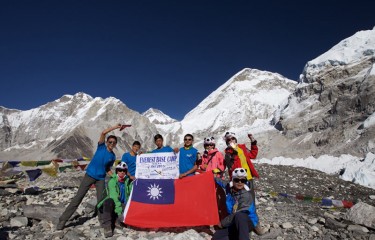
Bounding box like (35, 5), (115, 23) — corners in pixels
(142, 108), (177, 125)
(180, 68), (297, 147)
(0, 93), (157, 160)
(183, 68), (296, 120)
(301, 27), (375, 83)
(277, 27), (375, 158)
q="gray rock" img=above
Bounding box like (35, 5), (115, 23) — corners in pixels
(281, 222), (293, 229)
(307, 218), (318, 225)
(23, 204), (64, 222)
(324, 218), (347, 231)
(347, 224), (369, 233)
(10, 216), (28, 227)
(345, 202), (375, 229)
(64, 229), (85, 240)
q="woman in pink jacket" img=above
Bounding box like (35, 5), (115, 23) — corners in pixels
(200, 137), (225, 178)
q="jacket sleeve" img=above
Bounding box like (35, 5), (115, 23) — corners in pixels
(108, 178), (122, 215)
(224, 148), (235, 170)
(239, 144), (260, 178)
(216, 152), (225, 172)
(200, 156), (207, 171)
(220, 193), (235, 228)
(220, 213), (235, 228)
(247, 143), (258, 159)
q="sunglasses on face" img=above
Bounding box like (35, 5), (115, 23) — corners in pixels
(233, 178), (247, 183)
(108, 141), (117, 144)
(117, 169), (126, 172)
(184, 138), (193, 141)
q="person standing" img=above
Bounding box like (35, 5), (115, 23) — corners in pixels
(151, 134), (173, 153)
(223, 132), (259, 199)
(56, 124), (125, 230)
(200, 137), (225, 178)
(177, 134), (199, 178)
(121, 141), (141, 181)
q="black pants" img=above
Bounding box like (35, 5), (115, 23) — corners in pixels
(213, 212), (254, 240)
(101, 198), (116, 228)
(59, 174), (106, 224)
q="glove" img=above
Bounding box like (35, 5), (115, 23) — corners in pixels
(248, 133), (256, 143)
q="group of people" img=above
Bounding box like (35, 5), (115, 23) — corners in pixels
(56, 124), (265, 239)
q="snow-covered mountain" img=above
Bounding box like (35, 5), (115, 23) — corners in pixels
(177, 68), (297, 150)
(142, 108), (177, 125)
(274, 27), (375, 158)
(1, 27), (374, 161)
(142, 108), (182, 146)
(300, 26), (375, 83)
(0, 93), (158, 160)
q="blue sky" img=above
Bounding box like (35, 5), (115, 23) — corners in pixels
(1, 1), (374, 120)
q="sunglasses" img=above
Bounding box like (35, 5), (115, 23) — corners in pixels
(233, 178), (247, 183)
(205, 144), (215, 147)
(117, 169), (126, 172)
(184, 138), (193, 141)
(108, 141), (117, 144)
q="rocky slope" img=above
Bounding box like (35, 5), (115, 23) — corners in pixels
(268, 28), (375, 159)
(1, 164), (374, 240)
(0, 93), (158, 160)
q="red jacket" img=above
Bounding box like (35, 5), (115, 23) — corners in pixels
(225, 143), (259, 179)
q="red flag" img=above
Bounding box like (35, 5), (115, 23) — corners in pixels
(123, 172), (219, 228)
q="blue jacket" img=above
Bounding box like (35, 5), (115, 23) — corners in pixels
(216, 179), (258, 228)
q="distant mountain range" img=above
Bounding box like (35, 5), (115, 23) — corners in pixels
(1, 27), (374, 160)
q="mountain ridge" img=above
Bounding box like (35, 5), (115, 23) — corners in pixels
(1, 27), (374, 160)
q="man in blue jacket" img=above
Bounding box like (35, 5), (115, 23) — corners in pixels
(213, 168), (261, 240)
(56, 124), (124, 230)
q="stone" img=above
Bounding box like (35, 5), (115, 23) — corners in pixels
(307, 218), (318, 225)
(347, 225), (369, 233)
(10, 217), (28, 227)
(323, 212), (337, 220)
(325, 218), (347, 231)
(23, 204), (64, 222)
(345, 202), (375, 229)
(281, 222), (293, 229)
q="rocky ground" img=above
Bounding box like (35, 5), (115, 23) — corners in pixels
(1, 163), (375, 240)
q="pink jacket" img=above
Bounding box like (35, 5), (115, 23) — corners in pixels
(200, 148), (224, 173)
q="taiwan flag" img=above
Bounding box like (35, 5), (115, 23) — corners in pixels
(123, 172), (219, 228)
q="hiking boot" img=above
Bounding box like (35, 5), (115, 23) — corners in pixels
(56, 220), (66, 231)
(254, 224), (267, 235)
(103, 226), (113, 238)
(115, 217), (124, 228)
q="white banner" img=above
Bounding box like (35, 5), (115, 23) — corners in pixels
(135, 152), (179, 179)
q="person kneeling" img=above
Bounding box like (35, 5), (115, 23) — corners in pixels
(213, 168), (259, 240)
(97, 162), (132, 238)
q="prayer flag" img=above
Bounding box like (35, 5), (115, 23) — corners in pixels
(25, 169), (42, 181)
